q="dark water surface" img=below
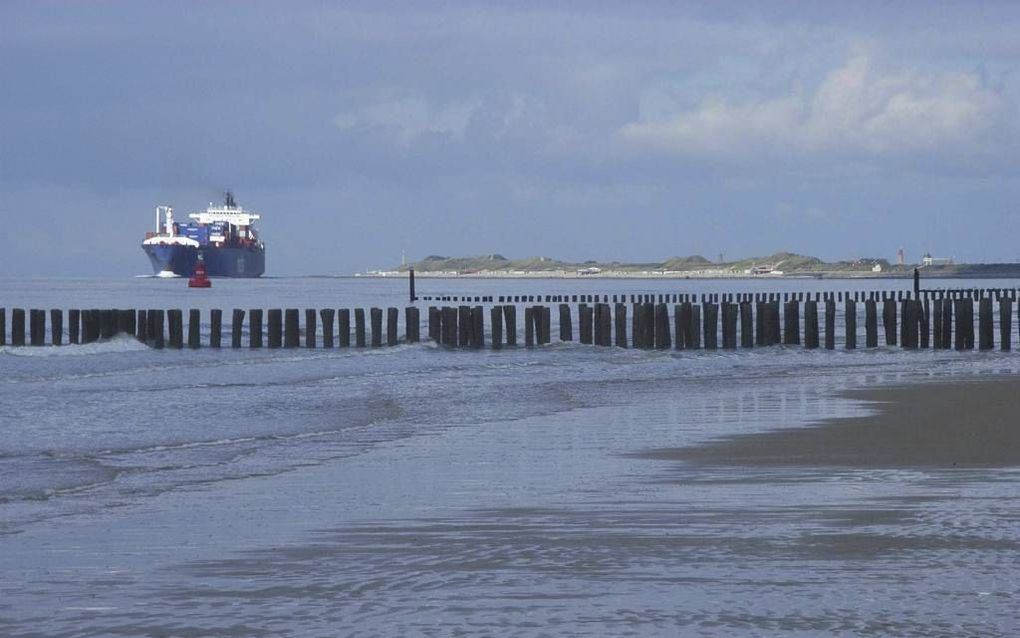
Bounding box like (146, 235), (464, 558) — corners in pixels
(1, 277), (1018, 636)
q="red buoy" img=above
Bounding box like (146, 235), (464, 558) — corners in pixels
(188, 254), (212, 288)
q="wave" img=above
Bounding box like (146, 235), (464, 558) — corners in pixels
(0, 335), (149, 358)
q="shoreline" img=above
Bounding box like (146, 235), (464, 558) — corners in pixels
(638, 375), (1020, 468)
(359, 272), (909, 280)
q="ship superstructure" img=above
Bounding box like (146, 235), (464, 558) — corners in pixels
(142, 192), (266, 277)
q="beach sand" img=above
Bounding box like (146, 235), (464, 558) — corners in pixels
(641, 376), (1020, 468)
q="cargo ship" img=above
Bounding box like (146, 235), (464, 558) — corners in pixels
(142, 192), (265, 277)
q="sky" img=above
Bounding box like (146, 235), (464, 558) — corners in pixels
(2, 1), (1020, 276)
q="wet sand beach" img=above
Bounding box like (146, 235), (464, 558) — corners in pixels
(641, 376), (1020, 469)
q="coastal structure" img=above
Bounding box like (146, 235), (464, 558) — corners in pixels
(922, 253), (954, 267)
(2, 285), (1014, 353)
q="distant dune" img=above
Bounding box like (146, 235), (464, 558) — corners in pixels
(370, 253), (1020, 279)
(389, 252), (892, 276)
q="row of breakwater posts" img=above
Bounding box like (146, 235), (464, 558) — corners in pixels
(3, 288), (1020, 352)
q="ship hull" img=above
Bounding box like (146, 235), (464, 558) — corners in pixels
(143, 244), (265, 277)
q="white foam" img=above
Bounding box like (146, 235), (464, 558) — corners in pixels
(0, 335), (150, 357)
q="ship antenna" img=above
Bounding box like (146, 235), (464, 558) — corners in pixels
(225, 191), (236, 208)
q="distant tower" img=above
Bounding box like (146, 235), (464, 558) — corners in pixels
(897, 248), (905, 267)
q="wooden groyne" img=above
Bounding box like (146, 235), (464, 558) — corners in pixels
(3, 287), (1020, 352)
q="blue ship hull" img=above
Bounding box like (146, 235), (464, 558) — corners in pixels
(143, 244), (265, 277)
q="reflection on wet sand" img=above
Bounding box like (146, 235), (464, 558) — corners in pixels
(640, 377), (1020, 468)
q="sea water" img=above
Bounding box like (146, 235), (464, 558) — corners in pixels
(1, 276), (1018, 636)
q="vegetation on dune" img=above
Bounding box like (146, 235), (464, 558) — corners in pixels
(397, 252), (896, 273)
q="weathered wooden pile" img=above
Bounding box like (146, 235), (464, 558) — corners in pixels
(1, 288), (1016, 351)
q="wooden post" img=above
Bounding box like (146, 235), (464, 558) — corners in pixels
(540, 305), (551, 345)
(721, 302), (737, 349)
(284, 309), (300, 348)
(150, 309), (164, 349)
(188, 309), (201, 348)
(883, 299), (897, 346)
(739, 302), (753, 348)
(320, 309), (335, 348)
(591, 304), (603, 346)
(676, 302), (691, 349)
(409, 268), (416, 303)
(503, 305), (517, 346)
(440, 307), (456, 346)
(231, 309), (244, 348)
(49, 309), (62, 346)
(371, 307), (383, 348)
(754, 302), (765, 346)
(559, 304), (573, 341)
(691, 304), (702, 348)
(823, 299), (835, 350)
(655, 303), (671, 349)
(210, 309), (222, 348)
(767, 302), (775, 345)
(844, 300), (856, 349)
(405, 307), (420, 343)
(918, 299), (930, 349)
(596, 304), (611, 346)
(979, 297), (993, 350)
(339, 309), (351, 347)
(903, 300), (919, 349)
(1001, 297), (1012, 351)
(932, 299), (943, 349)
(899, 300), (910, 348)
(88, 309), (102, 343)
(472, 305), (485, 348)
(100, 310), (116, 340)
(783, 301), (800, 345)
(28, 309), (44, 346)
(579, 304), (593, 345)
(941, 298), (952, 349)
(167, 309), (184, 349)
(524, 307), (535, 346)
(0, 308), (5, 346)
(428, 307), (440, 342)
(243, 309), (259, 348)
(965, 298), (975, 349)
(703, 302), (718, 350)
(118, 309), (134, 337)
(953, 299), (965, 350)
(305, 309), (317, 348)
(490, 306), (503, 350)
(803, 301), (818, 349)
(457, 306), (471, 346)
(387, 307), (399, 346)
(79, 309), (93, 344)
(642, 302), (654, 349)
(67, 309), (79, 344)
(615, 302), (628, 348)
(268, 309), (284, 348)
(865, 299), (878, 348)
(355, 308), (367, 347)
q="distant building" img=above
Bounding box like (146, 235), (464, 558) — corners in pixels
(921, 253), (953, 267)
(872, 263), (883, 273)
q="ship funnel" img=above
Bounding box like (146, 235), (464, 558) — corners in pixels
(225, 191), (236, 208)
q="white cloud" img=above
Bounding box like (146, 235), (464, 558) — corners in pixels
(618, 56), (1013, 159)
(334, 97), (480, 144)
